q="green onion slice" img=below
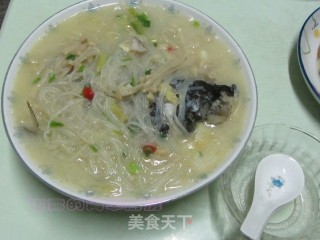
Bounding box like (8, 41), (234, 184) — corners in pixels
(90, 144), (98, 152)
(127, 162), (140, 175)
(145, 68), (152, 75)
(66, 53), (77, 61)
(48, 73), (56, 83)
(32, 76), (41, 84)
(49, 121), (64, 127)
(78, 64), (85, 73)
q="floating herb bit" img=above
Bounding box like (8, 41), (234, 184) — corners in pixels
(131, 20), (144, 35)
(66, 53), (77, 60)
(78, 64), (85, 73)
(192, 20), (200, 28)
(130, 76), (138, 86)
(127, 124), (141, 134)
(137, 13), (151, 27)
(113, 129), (124, 136)
(49, 120), (64, 127)
(128, 8), (151, 35)
(145, 68), (152, 75)
(90, 144), (98, 152)
(151, 40), (158, 47)
(127, 162), (140, 175)
(48, 73), (56, 83)
(32, 76), (41, 84)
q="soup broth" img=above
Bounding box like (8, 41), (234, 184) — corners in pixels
(11, 3), (250, 200)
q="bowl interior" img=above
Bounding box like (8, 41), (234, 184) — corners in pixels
(2, 0), (257, 207)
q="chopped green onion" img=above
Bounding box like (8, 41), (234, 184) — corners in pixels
(66, 53), (77, 61)
(137, 13), (151, 27)
(192, 20), (200, 28)
(127, 124), (140, 134)
(90, 144), (98, 152)
(32, 76), (41, 84)
(151, 40), (158, 47)
(78, 64), (85, 73)
(145, 68), (152, 75)
(127, 162), (140, 175)
(131, 20), (144, 35)
(130, 76), (138, 86)
(48, 73), (56, 83)
(113, 129), (124, 136)
(198, 151), (203, 157)
(49, 121), (64, 127)
(128, 8), (151, 35)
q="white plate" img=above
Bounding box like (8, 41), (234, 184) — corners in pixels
(298, 7), (320, 104)
(1, 0), (257, 207)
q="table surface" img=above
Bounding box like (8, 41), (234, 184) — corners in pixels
(0, 0), (10, 28)
(1, 0), (320, 239)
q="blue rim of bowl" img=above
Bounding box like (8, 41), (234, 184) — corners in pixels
(297, 7), (320, 104)
(1, 0), (257, 207)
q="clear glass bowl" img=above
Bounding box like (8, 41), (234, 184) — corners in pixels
(221, 124), (320, 239)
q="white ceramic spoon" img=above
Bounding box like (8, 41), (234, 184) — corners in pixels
(240, 153), (305, 240)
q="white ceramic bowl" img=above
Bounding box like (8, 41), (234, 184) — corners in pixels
(298, 7), (320, 104)
(1, 0), (257, 207)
